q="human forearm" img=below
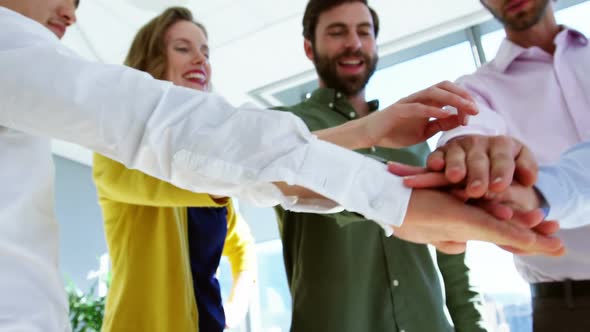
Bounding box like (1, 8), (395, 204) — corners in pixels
(1, 14), (414, 222)
(313, 119), (369, 150)
(535, 141), (590, 227)
(437, 82), (508, 148)
(271, 142), (411, 227)
(316, 81), (481, 151)
(392, 189), (564, 256)
(93, 154), (228, 207)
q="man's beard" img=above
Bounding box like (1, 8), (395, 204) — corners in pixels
(313, 46), (378, 96)
(485, 0), (550, 31)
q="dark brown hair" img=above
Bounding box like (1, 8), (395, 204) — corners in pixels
(302, 0), (379, 43)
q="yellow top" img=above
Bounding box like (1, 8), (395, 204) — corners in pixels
(93, 153), (255, 332)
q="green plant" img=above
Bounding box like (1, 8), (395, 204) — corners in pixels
(66, 254), (111, 331)
(67, 283), (105, 332)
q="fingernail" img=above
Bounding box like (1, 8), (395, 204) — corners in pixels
(442, 105), (457, 115)
(492, 177), (503, 184)
(470, 180), (482, 188)
(404, 176), (416, 180)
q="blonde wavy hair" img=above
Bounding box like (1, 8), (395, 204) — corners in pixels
(124, 6), (207, 80)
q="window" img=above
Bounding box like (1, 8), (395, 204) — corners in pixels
(218, 199), (291, 332)
(466, 242), (533, 331)
(219, 240), (292, 332)
(556, 0), (590, 35)
(366, 41), (477, 150)
(367, 42), (477, 108)
(482, 29), (506, 62)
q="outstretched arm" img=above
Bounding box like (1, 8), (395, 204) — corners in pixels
(314, 80), (479, 150)
(0, 9), (408, 225)
(93, 153), (227, 207)
(392, 189), (563, 256)
(534, 141), (590, 228)
(0, 10), (562, 256)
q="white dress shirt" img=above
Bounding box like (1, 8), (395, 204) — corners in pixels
(0, 7), (411, 331)
(439, 29), (590, 282)
(536, 141), (590, 229)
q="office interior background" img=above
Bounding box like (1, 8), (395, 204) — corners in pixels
(53, 0), (590, 331)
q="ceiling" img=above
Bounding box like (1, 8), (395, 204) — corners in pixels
(55, 0), (493, 164)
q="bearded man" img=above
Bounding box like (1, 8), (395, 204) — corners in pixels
(272, 1), (488, 331)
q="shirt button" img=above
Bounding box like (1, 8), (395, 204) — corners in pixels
(393, 280), (400, 287)
(370, 146), (376, 153)
(400, 330), (406, 332)
(328, 102), (334, 108)
(336, 92), (342, 98)
(371, 199), (384, 210)
(349, 112), (356, 118)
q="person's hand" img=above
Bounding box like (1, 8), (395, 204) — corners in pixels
(478, 182), (544, 212)
(388, 163), (561, 255)
(417, 135), (537, 198)
(387, 161), (547, 225)
(392, 189), (564, 256)
(361, 81), (479, 149)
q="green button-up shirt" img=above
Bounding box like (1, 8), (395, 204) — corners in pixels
(273, 88), (487, 332)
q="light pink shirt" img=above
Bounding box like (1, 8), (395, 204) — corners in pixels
(440, 28), (590, 282)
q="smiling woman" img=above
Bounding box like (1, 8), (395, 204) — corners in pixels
(92, 6), (256, 332)
(123, 7), (208, 83)
(164, 20), (211, 91)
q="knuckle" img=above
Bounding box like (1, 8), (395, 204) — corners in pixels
(460, 134), (479, 145)
(492, 135), (514, 148)
(491, 151), (512, 162)
(467, 151), (489, 163)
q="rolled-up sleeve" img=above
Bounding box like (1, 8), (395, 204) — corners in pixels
(0, 8), (410, 227)
(535, 141), (590, 228)
(438, 76), (508, 147)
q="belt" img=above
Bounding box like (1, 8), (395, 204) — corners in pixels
(531, 279), (590, 299)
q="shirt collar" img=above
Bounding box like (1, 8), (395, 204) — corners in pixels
(493, 27), (588, 73)
(0, 6), (59, 41)
(307, 87), (380, 120)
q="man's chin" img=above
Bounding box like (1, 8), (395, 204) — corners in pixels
(506, 18), (537, 31)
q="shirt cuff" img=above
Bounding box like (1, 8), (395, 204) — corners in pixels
(437, 107), (507, 147)
(535, 166), (566, 221)
(437, 125), (500, 147)
(290, 139), (411, 229)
